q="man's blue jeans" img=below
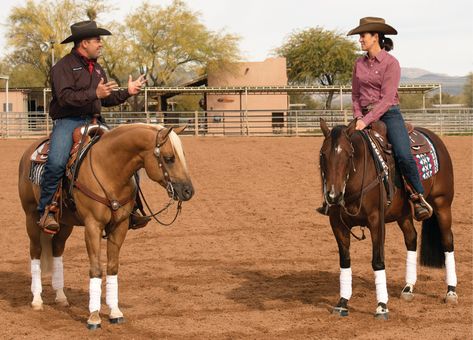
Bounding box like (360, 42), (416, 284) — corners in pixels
(38, 116), (89, 214)
(380, 106), (424, 194)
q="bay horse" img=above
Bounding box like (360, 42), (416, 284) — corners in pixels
(18, 123), (194, 329)
(318, 118), (457, 319)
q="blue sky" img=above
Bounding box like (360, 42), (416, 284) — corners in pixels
(1, 0), (472, 76)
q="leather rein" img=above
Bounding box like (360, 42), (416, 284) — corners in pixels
(320, 130), (385, 241)
(73, 125), (182, 227)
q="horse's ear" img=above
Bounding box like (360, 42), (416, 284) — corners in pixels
(346, 119), (357, 136)
(320, 118), (330, 138)
(158, 126), (174, 143)
(174, 125), (187, 135)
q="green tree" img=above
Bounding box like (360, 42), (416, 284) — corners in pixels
(5, 0), (110, 87)
(276, 27), (358, 109)
(124, 0), (240, 88)
(462, 72), (473, 107)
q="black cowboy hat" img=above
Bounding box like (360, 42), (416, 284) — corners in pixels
(61, 20), (112, 44)
(347, 17), (397, 36)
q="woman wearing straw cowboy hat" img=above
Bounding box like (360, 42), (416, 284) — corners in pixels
(37, 20), (150, 234)
(347, 16), (432, 222)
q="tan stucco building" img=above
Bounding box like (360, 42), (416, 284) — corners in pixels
(206, 57), (288, 134)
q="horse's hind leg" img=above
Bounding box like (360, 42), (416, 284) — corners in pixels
(397, 215), (418, 301)
(433, 204), (457, 304)
(51, 224), (74, 307)
(26, 212), (44, 311)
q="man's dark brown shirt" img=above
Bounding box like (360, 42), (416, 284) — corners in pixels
(49, 48), (130, 120)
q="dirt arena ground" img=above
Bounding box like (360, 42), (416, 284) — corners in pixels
(0, 136), (471, 339)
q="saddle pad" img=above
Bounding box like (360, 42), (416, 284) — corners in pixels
(414, 135), (439, 180)
(29, 162), (45, 185)
(30, 140), (49, 163)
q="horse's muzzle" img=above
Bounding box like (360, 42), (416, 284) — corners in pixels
(172, 182), (194, 201)
(325, 190), (344, 206)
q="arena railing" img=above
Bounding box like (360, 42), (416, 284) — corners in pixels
(0, 108), (472, 138)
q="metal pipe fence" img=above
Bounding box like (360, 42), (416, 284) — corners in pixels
(0, 108), (471, 138)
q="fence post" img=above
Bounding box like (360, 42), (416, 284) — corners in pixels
(194, 110), (198, 136)
(295, 110), (299, 136)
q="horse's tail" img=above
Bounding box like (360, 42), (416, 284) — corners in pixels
(420, 213), (445, 268)
(40, 233), (53, 276)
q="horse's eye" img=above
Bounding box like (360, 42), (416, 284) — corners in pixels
(164, 156), (175, 163)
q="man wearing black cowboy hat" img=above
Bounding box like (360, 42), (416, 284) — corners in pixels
(38, 20), (150, 233)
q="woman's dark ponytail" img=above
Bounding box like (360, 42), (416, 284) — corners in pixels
(378, 33), (394, 51)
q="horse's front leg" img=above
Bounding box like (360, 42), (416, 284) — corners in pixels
(330, 215), (352, 317)
(106, 219), (129, 324)
(368, 214), (389, 320)
(84, 220), (105, 330)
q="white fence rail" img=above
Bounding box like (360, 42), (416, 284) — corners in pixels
(0, 108), (472, 138)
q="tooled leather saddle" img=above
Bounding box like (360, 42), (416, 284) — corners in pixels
(29, 121), (109, 210)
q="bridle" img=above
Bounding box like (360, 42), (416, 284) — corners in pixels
(319, 130), (372, 241)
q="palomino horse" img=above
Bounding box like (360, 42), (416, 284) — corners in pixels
(319, 118), (457, 319)
(18, 123), (194, 329)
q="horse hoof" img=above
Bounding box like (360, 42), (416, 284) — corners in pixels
(332, 306), (349, 317)
(87, 311), (101, 330)
(109, 317), (125, 324)
(374, 312), (389, 320)
(55, 298), (69, 307)
(400, 284), (414, 302)
(31, 303), (43, 311)
(401, 292), (414, 302)
(374, 303), (389, 320)
(445, 291), (458, 305)
(87, 323), (102, 330)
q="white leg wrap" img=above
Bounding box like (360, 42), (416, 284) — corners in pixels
(31, 259), (42, 295)
(89, 278), (102, 313)
(340, 267), (352, 300)
(106, 275), (119, 310)
(52, 256), (64, 290)
(445, 251), (457, 287)
(374, 269), (388, 304)
(405, 251), (417, 285)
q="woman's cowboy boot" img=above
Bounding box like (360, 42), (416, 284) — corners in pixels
(315, 202), (329, 216)
(38, 204), (60, 234)
(410, 193), (433, 221)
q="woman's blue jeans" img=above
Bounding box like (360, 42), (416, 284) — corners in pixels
(380, 106), (424, 194)
(38, 116), (89, 214)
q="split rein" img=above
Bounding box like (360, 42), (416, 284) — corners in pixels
(78, 121), (182, 228)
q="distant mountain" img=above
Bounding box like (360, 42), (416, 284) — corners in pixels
(401, 68), (467, 95)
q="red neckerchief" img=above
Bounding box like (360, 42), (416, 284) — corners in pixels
(75, 49), (96, 74)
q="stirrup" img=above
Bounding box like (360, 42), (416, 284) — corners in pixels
(410, 193), (433, 221)
(38, 209), (60, 235)
(129, 213), (151, 230)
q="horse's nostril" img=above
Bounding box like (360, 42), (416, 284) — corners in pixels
(183, 186), (194, 200)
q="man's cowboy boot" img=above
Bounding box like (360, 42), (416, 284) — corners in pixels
(38, 210), (60, 235)
(316, 202), (330, 216)
(129, 213), (151, 230)
(411, 193), (433, 221)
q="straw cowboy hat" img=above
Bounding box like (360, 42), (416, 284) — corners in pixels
(61, 20), (111, 44)
(347, 17), (397, 36)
